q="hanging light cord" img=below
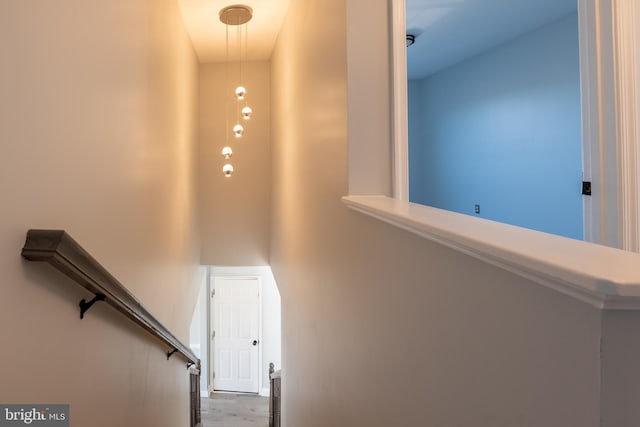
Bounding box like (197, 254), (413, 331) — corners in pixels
(236, 16), (242, 124)
(225, 12), (230, 146)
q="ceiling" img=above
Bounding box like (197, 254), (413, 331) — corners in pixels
(179, 0), (577, 75)
(178, 0), (290, 63)
(406, 0), (578, 79)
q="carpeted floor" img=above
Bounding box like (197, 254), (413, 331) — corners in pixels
(201, 393), (269, 427)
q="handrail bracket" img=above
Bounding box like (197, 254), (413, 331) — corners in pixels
(79, 293), (106, 319)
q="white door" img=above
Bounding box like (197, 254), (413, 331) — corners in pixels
(212, 277), (260, 393)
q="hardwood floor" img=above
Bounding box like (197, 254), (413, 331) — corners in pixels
(201, 393), (269, 427)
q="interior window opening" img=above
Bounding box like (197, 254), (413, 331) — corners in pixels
(406, 0), (583, 240)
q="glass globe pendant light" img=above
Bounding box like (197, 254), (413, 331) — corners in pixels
(222, 163), (234, 177)
(242, 106), (253, 120)
(235, 86), (246, 100)
(233, 124), (244, 138)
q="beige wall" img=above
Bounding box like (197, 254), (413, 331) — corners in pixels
(0, 1), (201, 426)
(270, 0), (604, 425)
(199, 61), (272, 266)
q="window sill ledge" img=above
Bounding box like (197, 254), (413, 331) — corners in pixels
(342, 195), (640, 310)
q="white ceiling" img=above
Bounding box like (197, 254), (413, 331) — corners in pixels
(406, 0), (578, 79)
(178, 0), (290, 63)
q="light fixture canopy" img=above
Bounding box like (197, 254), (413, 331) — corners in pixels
(219, 5), (253, 25)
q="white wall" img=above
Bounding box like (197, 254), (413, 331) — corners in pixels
(202, 266), (282, 395)
(199, 61), (272, 266)
(269, 0), (608, 426)
(0, 1), (201, 426)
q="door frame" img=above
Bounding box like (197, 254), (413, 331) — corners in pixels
(209, 275), (263, 394)
(611, 0), (640, 251)
(578, 0), (640, 250)
(391, 0), (640, 250)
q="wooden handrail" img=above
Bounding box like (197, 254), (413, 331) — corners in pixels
(22, 229), (198, 366)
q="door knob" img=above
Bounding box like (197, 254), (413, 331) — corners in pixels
(252, 340), (259, 346)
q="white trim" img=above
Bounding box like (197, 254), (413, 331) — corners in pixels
(612, 0), (640, 252)
(391, 0), (409, 201)
(578, 0), (640, 249)
(578, 0), (599, 243)
(563, 0), (624, 246)
(209, 272), (215, 393)
(257, 276), (264, 394)
(343, 195), (640, 310)
(260, 387), (270, 397)
(209, 275), (215, 392)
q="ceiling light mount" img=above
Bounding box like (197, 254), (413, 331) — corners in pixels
(219, 5), (253, 25)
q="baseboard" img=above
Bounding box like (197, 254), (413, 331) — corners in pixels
(259, 387), (270, 397)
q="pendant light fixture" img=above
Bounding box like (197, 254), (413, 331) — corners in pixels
(219, 4), (254, 178)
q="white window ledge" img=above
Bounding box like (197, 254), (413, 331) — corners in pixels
(342, 195), (640, 310)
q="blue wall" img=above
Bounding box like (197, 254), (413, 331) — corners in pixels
(409, 13), (583, 239)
